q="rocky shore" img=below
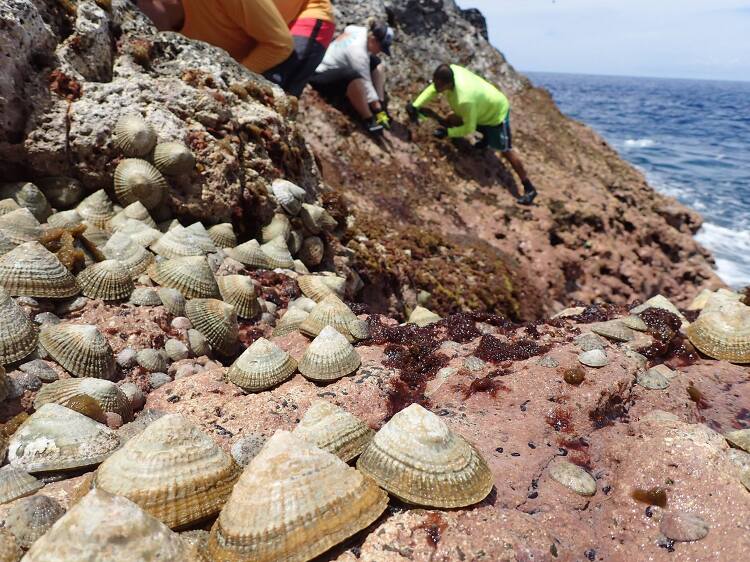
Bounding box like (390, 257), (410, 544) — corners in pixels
(0, 1), (747, 561)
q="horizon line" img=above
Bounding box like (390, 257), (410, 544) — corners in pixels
(522, 69), (750, 84)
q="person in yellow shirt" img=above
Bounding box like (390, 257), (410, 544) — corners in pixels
(134, 0), (335, 97)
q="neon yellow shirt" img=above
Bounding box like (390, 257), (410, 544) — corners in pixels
(412, 65), (510, 138)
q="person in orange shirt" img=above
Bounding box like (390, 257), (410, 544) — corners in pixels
(134, 0), (335, 97)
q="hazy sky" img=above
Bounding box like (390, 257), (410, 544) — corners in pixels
(457, 0), (750, 81)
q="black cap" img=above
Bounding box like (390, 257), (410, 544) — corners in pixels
(371, 23), (394, 56)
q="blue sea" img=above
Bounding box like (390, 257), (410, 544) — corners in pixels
(528, 72), (750, 289)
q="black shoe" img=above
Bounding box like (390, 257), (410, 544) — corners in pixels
(517, 189), (537, 205)
(365, 117), (384, 136)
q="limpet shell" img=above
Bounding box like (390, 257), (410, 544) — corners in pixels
(289, 296), (317, 312)
(152, 142), (195, 176)
(23, 488), (192, 561)
(147, 255), (220, 299)
(299, 294), (361, 341)
(0, 229), (16, 255)
(207, 430), (387, 562)
(114, 114), (157, 157)
(293, 400), (374, 462)
(226, 239), (270, 269)
(151, 225), (206, 258)
(184, 222), (216, 252)
(294, 259), (310, 274)
(271, 178), (306, 215)
(631, 294), (688, 324)
(76, 260), (134, 300)
(621, 315), (648, 332)
(288, 229), (303, 255)
(208, 223), (237, 249)
(136, 348), (168, 372)
(686, 306), (750, 363)
(81, 222), (110, 247)
(636, 368), (670, 390)
(227, 337), (297, 392)
(0, 241), (79, 298)
(129, 287), (161, 306)
(299, 326), (360, 382)
(156, 287), (186, 316)
(0, 288), (38, 365)
(217, 275), (261, 319)
(725, 429), (750, 453)
(103, 232), (154, 279)
(0, 207), (42, 244)
(46, 209), (83, 229)
(0, 465), (43, 505)
(590, 320), (634, 342)
(76, 190), (115, 229)
(578, 348), (608, 368)
(300, 203), (337, 234)
(185, 298), (238, 356)
(271, 307), (309, 337)
(7, 403), (119, 473)
(114, 159), (167, 210)
(0, 197), (21, 216)
(60, 393), (107, 423)
(261, 213), (292, 243)
(113, 218), (162, 247)
(408, 305), (441, 327)
(260, 236), (294, 269)
(0, 528), (21, 561)
(187, 329), (210, 356)
(34, 377), (132, 421)
(0, 182), (51, 221)
(299, 235), (325, 267)
(357, 403), (493, 507)
(39, 323), (116, 379)
(35, 176), (84, 210)
(659, 511), (709, 542)
(297, 274), (346, 302)
(94, 414), (239, 529)
(548, 460), (597, 496)
(109, 200), (157, 229)
(5, 495), (65, 549)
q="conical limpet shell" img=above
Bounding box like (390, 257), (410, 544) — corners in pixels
(208, 223), (237, 249)
(185, 221), (217, 253)
(207, 430), (387, 562)
(299, 326), (360, 382)
(260, 235), (294, 269)
(23, 488), (192, 561)
(271, 307), (309, 338)
(357, 403), (493, 508)
(631, 294), (688, 324)
(95, 414), (239, 529)
(0, 197), (20, 216)
(47, 209), (83, 229)
(114, 114), (157, 157)
(136, 348), (167, 372)
(103, 232), (155, 279)
(34, 377), (132, 421)
(299, 294), (361, 341)
(76, 189), (115, 229)
(5, 495), (65, 548)
(299, 235), (325, 267)
(636, 368), (670, 390)
(578, 348), (608, 367)
(76, 260), (134, 300)
(271, 178), (306, 215)
(152, 141), (195, 176)
(0, 241), (79, 298)
(548, 460), (597, 496)
(725, 429), (750, 453)
(300, 203), (337, 234)
(114, 159), (168, 210)
(0, 182), (51, 221)
(408, 305), (441, 327)
(39, 323), (116, 379)
(129, 286), (162, 306)
(8, 403), (119, 473)
(156, 287), (185, 315)
(217, 275), (261, 319)
(621, 315), (648, 332)
(261, 213), (291, 243)
(109, 200), (157, 230)
(0, 207), (42, 244)
(0, 288), (38, 365)
(0, 229), (16, 255)
(659, 511), (710, 542)
(226, 239), (270, 269)
(227, 337), (297, 392)
(688, 288), (714, 311)
(590, 320), (634, 342)
(185, 298), (238, 356)
(0, 465), (43, 505)
(297, 274), (346, 302)
(113, 218), (162, 247)
(687, 305), (750, 363)
(148, 255), (220, 299)
(293, 400), (374, 462)
(702, 290), (744, 314)
(82, 222), (110, 247)
(151, 225), (206, 258)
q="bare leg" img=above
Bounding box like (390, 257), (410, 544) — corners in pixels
(347, 79), (373, 119)
(371, 63), (386, 102)
(502, 148), (529, 183)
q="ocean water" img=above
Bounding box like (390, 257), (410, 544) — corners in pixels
(528, 72), (750, 289)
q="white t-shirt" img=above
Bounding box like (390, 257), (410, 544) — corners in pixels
(316, 25), (379, 103)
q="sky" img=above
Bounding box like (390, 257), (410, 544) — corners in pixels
(457, 0), (750, 81)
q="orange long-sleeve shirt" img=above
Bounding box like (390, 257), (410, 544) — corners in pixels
(180, 0), (333, 74)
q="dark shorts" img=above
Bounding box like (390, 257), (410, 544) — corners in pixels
(477, 112), (512, 152)
(309, 55), (382, 99)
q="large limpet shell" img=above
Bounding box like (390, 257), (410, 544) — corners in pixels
(299, 294), (363, 342)
(114, 114), (157, 157)
(185, 222), (217, 253)
(185, 298), (238, 356)
(156, 287), (186, 316)
(103, 232), (155, 278)
(357, 403), (493, 508)
(590, 320), (634, 342)
(217, 275), (261, 319)
(0, 207), (43, 244)
(23, 488), (192, 561)
(271, 307), (309, 338)
(76, 259), (134, 300)
(297, 274), (346, 302)
(226, 239), (270, 269)
(659, 511), (710, 542)
(129, 287), (162, 306)
(261, 213), (291, 243)
(76, 190), (115, 229)
(686, 306), (750, 363)
(0, 182), (51, 222)
(147, 255), (220, 299)
(5, 495), (65, 548)
(114, 159), (168, 210)
(408, 305), (441, 327)
(299, 326), (361, 382)
(207, 223), (237, 249)
(0, 241), (79, 298)
(292, 400), (374, 462)
(47, 209), (83, 229)
(227, 337), (297, 392)
(0, 465), (43, 505)
(578, 348), (608, 368)
(548, 460), (597, 496)
(207, 430), (387, 562)
(260, 236), (294, 269)
(152, 142), (195, 176)
(0, 288), (38, 366)
(34, 377), (133, 421)
(113, 218), (162, 247)
(109, 200), (157, 230)
(39, 323), (116, 379)
(270, 178), (306, 215)
(151, 225), (206, 258)
(300, 203), (337, 234)
(95, 414), (239, 529)
(7, 403), (119, 473)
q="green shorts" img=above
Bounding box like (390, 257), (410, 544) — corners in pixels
(477, 113), (512, 153)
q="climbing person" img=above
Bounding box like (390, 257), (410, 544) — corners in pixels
(407, 64), (538, 205)
(133, 0), (335, 97)
(309, 21), (395, 136)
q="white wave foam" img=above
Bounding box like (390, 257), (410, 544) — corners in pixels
(624, 138), (656, 148)
(695, 222), (750, 289)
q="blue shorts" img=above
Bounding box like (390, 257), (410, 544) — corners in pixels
(477, 113), (512, 153)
